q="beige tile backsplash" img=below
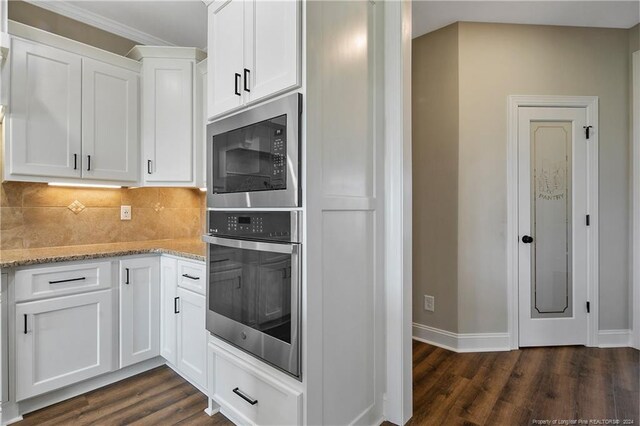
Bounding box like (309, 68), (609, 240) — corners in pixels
(0, 182), (206, 250)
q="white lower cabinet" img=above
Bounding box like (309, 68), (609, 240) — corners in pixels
(15, 289), (114, 401)
(119, 257), (160, 368)
(176, 287), (207, 389)
(8, 255), (212, 413)
(161, 258), (208, 390)
(211, 345), (302, 426)
(160, 256), (178, 365)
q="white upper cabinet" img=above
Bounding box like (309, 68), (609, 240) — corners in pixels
(4, 23), (142, 185)
(141, 58), (194, 185)
(195, 59), (207, 189)
(82, 58), (139, 182)
(8, 38), (82, 179)
(245, 0), (300, 103)
(207, 0), (300, 120)
(128, 46), (206, 187)
(208, 0), (244, 118)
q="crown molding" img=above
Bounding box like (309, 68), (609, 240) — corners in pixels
(126, 45), (206, 62)
(23, 0), (176, 47)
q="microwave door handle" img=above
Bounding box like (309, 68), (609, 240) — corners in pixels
(202, 235), (296, 255)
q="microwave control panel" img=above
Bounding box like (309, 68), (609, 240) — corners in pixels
(208, 211), (301, 243)
(271, 126), (286, 184)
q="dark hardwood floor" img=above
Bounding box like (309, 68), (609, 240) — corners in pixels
(406, 340), (639, 426)
(17, 342), (639, 425)
(17, 366), (233, 426)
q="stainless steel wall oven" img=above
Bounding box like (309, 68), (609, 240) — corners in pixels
(206, 93), (302, 208)
(204, 211), (301, 379)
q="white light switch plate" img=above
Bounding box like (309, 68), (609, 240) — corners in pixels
(121, 205), (132, 221)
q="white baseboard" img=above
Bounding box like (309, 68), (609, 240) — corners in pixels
(412, 322), (511, 353)
(597, 329), (632, 348)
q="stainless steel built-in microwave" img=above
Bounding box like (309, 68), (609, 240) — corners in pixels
(206, 93), (302, 208)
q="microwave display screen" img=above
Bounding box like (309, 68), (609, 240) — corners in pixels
(212, 114), (287, 194)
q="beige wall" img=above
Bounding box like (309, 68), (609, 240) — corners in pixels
(0, 182), (205, 250)
(413, 22), (633, 334)
(8, 0), (137, 55)
(412, 24), (459, 332)
(458, 23), (630, 332)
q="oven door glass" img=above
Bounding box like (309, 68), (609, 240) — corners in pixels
(208, 240), (294, 344)
(212, 115), (287, 194)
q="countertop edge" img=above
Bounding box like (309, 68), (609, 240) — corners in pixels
(0, 247), (206, 269)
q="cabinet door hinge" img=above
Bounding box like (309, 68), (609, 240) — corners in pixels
(586, 214), (590, 226)
(584, 125), (593, 139)
(586, 301), (590, 313)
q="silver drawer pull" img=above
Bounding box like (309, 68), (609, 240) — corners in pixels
(182, 274), (200, 280)
(232, 387), (258, 405)
(48, 277), (86, 285)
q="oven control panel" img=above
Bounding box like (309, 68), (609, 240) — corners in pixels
(208, 211), (301, 243)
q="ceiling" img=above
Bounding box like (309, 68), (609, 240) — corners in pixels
(26, 0), (208, 49)
(24, 1), (640, 48)
(413, 1), (640, 39)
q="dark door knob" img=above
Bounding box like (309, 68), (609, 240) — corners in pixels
(522, 235), (534, 244)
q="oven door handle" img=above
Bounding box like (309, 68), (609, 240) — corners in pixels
(202, 235), (297, 255)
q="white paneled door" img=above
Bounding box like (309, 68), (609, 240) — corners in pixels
(245, 0), (300, 103)
(82, 58), (139, 182)
(9, 38), (82, 178)
(208, 0), (245, 117)
(15, 290), (114, 401)
(176, 287), (207, 389)
(518, 107), (589, 347)
(120, 257), (160, 368)
(142, 58), (194, 184)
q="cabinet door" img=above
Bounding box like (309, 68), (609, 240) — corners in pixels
(1, 273), (7, 404)
(208, 0), (245, 118)
(15, 290), (114, 401)
(82, 58), (139, 182)
(195, 60), (207, 188)
(245, 0), (300, 104)
(176, 287), (207, 389)
(120, 257), (160, 368)
(8, 38), (81, 178)
(160, 256), (178, 365)
(142, 58), (194, 185)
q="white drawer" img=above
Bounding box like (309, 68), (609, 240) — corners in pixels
(177, 260), (205, 295)
(213, 348), (302, 426)
(15, 261), (113, 302)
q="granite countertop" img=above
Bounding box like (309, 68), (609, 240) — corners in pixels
(0, 238), (207, 268)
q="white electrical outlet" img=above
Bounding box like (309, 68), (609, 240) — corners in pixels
(424, 295), (435, 312)
(120, 205), (132, 221)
